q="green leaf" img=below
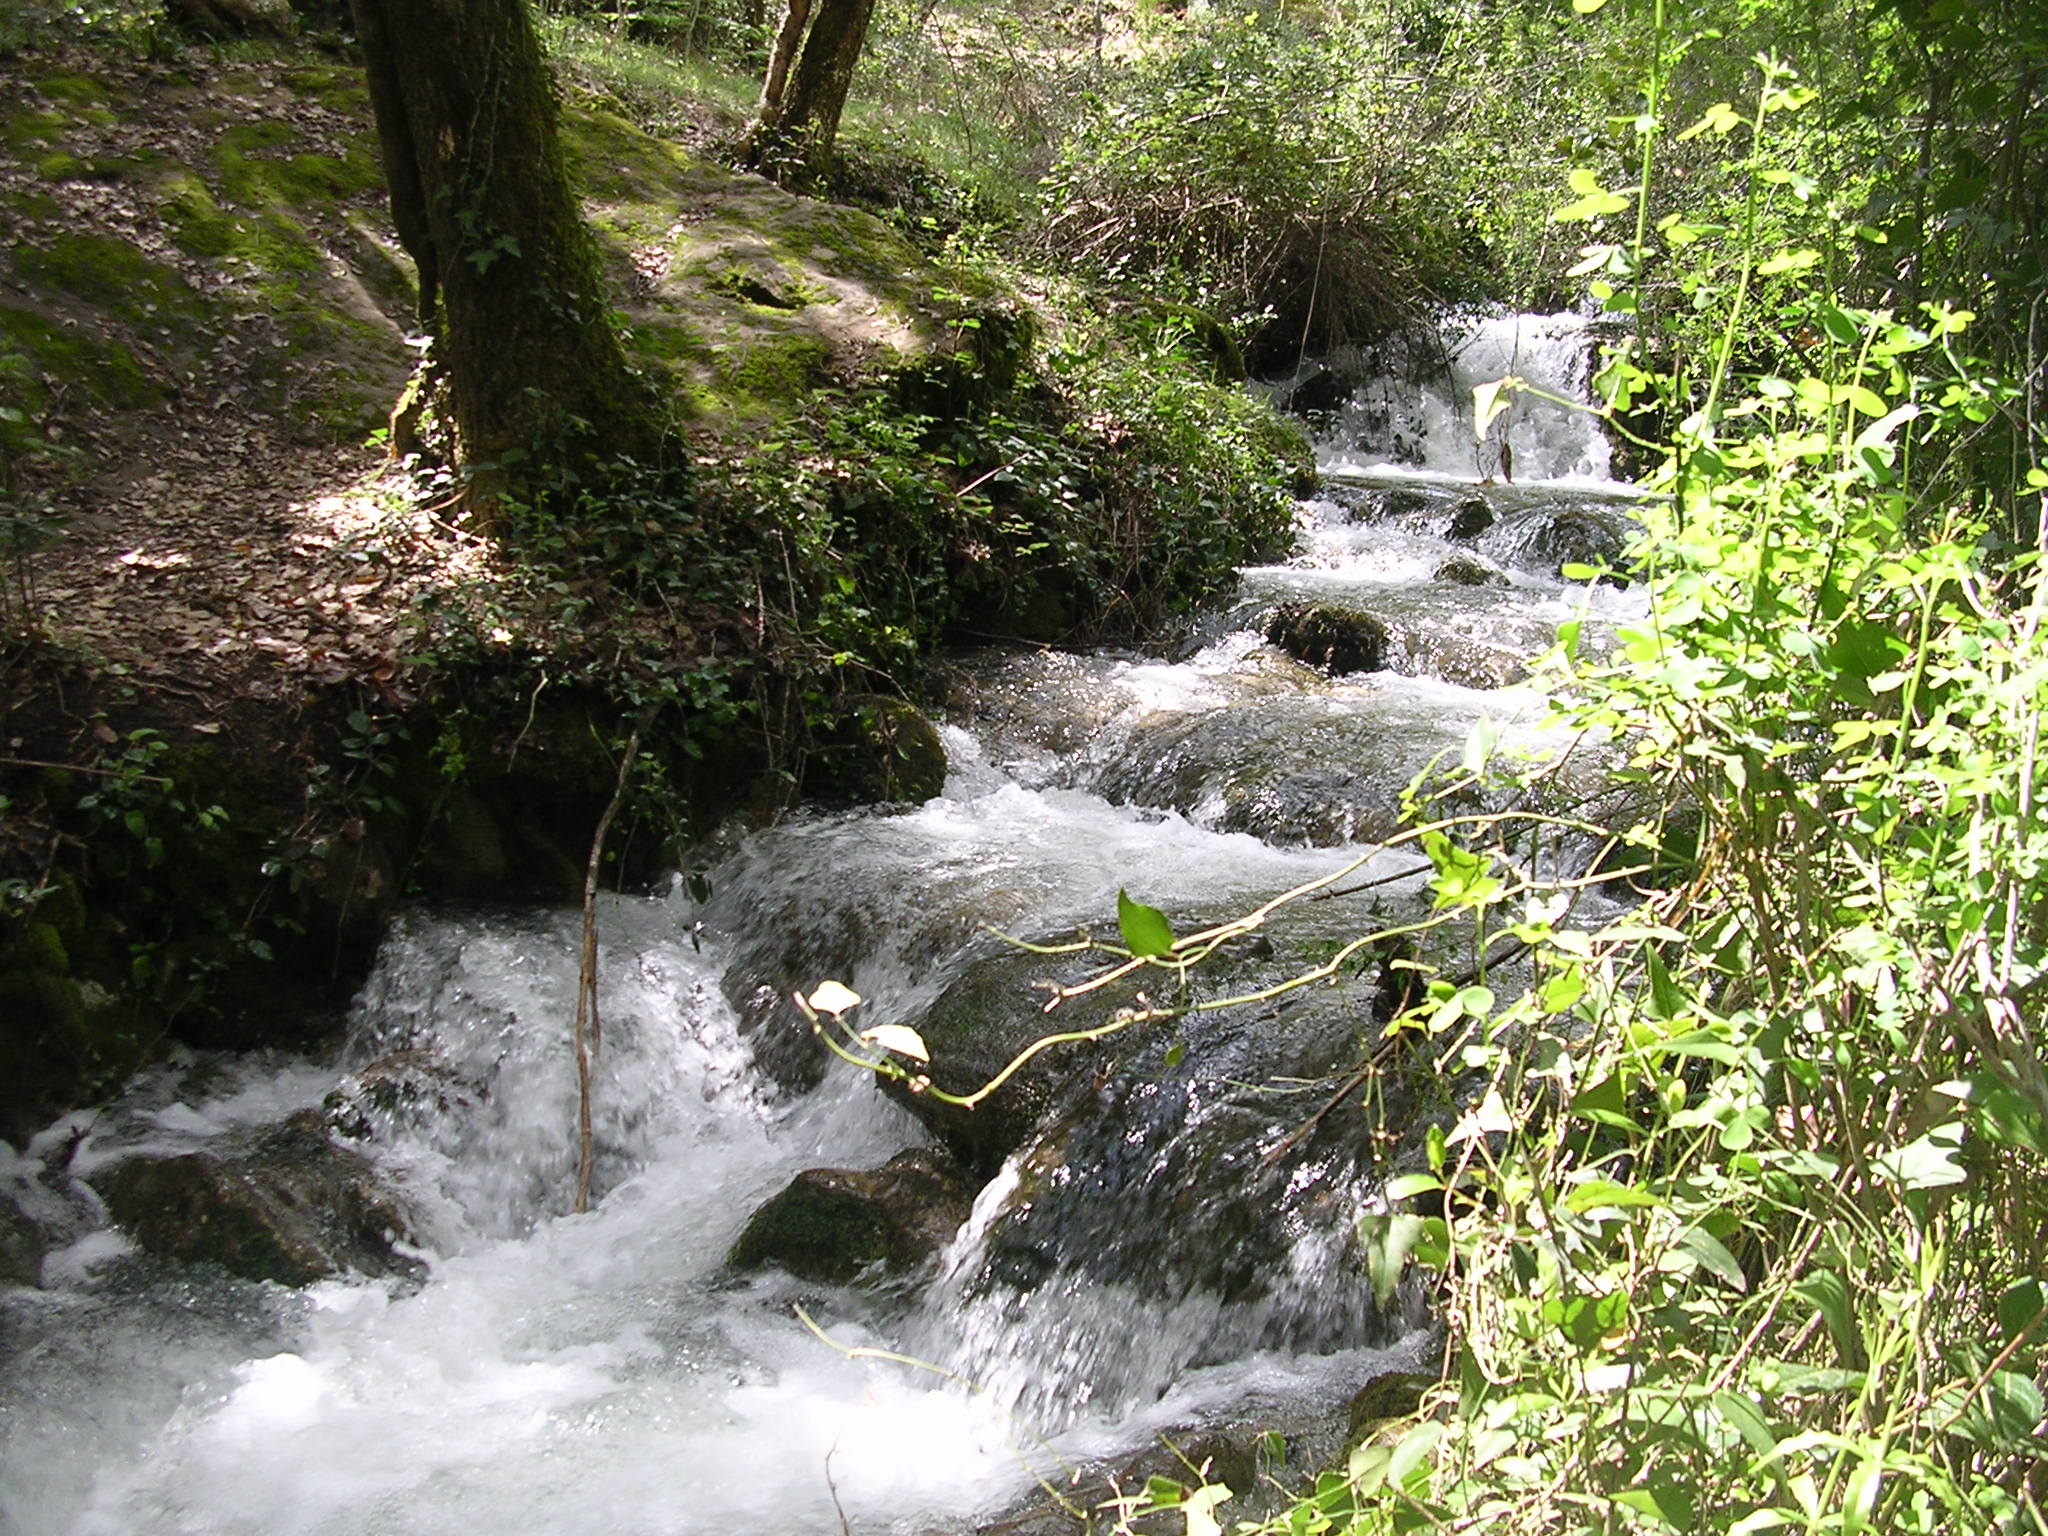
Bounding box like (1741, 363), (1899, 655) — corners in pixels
(1563, 1178), (1663, 1212)
(1713, 1391), (1780, 1464)
(1841, 1458), (1882, 1536)
(1362, 1213), (1427, 1305)
(1386, 1173), (1443, 1201)
(1757, 248), (1822, 276)
(1872, 1123), (1967, 1190)
(1183, 1484), (1232, 1536)
(1144, 1475), (1185, 1507)
(1117, 889), (1176, 957)
(1473, 376), (1521, 441)
(1795, 1269), (1857, 1363)
(805, 980), (863, 1018)
(1541, 965), (1586, 1014)
(1674, 1227), (1748, 1291)
(1998, 1278), (2046, 1344)
(1570, 1072), (1633, 1130)
(1676, 101), (1743, 142)
(1386, 1422), (1443, 1488)
(1644, 948), (1687, 1020)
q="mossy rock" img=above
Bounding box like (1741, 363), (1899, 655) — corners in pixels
(0, 304), (161, 411)
(1263, 603), (1392, 676)
(1345, 1369), (1435, 1445)
(803, 694), (947, 807)
(88, 1109), (424, 1287)
(0, 1200), (46, 1287)
(1434, 553), (1509, 587)
(0, 894), (145, 1146)
(727, 1146), (974, 1284)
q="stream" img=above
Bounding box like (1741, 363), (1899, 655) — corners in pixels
(0, 313), (1645, 1536)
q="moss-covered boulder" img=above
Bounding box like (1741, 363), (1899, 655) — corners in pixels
(1263, 603), (1392, 676)
(727, 1145), (973, 1284)
(1434, 552), (1509, 587)
(801, 694), (947, 807)
(88, 1109), (422, 1286)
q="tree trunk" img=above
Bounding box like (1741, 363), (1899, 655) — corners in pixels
(349, 0), (666, 495)
(738, 0), (875, 186)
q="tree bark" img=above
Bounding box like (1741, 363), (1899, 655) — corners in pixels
(738, 0), (875, 186)
(349, 0), (666, 493)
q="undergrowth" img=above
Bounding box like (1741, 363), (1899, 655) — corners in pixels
(1047, 20), (2048, 1536)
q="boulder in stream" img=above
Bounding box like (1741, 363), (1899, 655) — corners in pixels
(1446, 496), (1495, 541)
(1531, 508), (1628, 582)
(1433, 552), (1509, 588)
(1262, 603), (1391, 676)
(0, 1201), (45, 1287)
(727, 1146), (973, 1284)
(89, 1109), (423, 1287)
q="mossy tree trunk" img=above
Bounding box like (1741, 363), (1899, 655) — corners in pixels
(738, 0), (875, 186)
(350, 0), (668, 497)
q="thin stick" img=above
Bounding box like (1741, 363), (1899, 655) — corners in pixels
(574, 701), (660, 1216)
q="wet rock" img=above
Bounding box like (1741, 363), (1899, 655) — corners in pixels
(727, 1146), (974, 1284)
(1533, 509), (1628, 581)
(806, 694), (948, 806)
(878, 942), (1117, 1178)
(323, 1050), (476, 1141)
(1433, 553), (1509, 588)
(1346, 1369), (1435, 1443)
(89, 1109), (423, 1287)
(0, 1201), (45, 1287)
(1375, 486), (1436, 522)
(1447, 496), (1495, 541)
(412, 787), (508, 899)
(1262, 603), (1391, 676)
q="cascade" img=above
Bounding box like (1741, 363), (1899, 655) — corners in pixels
(0, 315), (1642, 1536)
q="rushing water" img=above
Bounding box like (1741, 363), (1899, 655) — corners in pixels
(0, 314), (1641, 1536)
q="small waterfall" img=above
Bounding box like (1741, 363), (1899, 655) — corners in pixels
(1283, 310), (1616, 484)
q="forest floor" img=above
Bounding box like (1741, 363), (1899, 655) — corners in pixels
(0, 35), (471, 766)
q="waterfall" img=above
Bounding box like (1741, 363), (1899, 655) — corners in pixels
(1286, 309), (1617, 485)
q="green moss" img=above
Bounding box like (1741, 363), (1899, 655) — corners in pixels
(6, 108), (71, 151)
(0, 305), (162, 410)
(158, 172), (236, 258)
(38, 74), (108, 107)
(19, 921), (69, 975)
(562, 106), (696, 202)
(36, 152), (84, 181)
(623, 318), (712, 377)
(722, 332), (832, 408)
(278, 64), (368, 108)
(10, 233), (201, 319)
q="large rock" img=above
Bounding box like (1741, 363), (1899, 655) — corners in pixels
(1262, 603), (1392, 676)
(0, 1201), (45, 1287)
(727, 1146), (973, 1284)
(89, 1109), (422, 1286)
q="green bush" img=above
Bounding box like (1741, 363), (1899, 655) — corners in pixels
(1037, 11), (1486, 357)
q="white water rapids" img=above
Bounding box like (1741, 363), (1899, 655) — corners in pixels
(0, 313), (1640, 1536)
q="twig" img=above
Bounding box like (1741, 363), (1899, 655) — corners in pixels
(573, 700), (660, 1216)
(0, 755), (170, 783)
